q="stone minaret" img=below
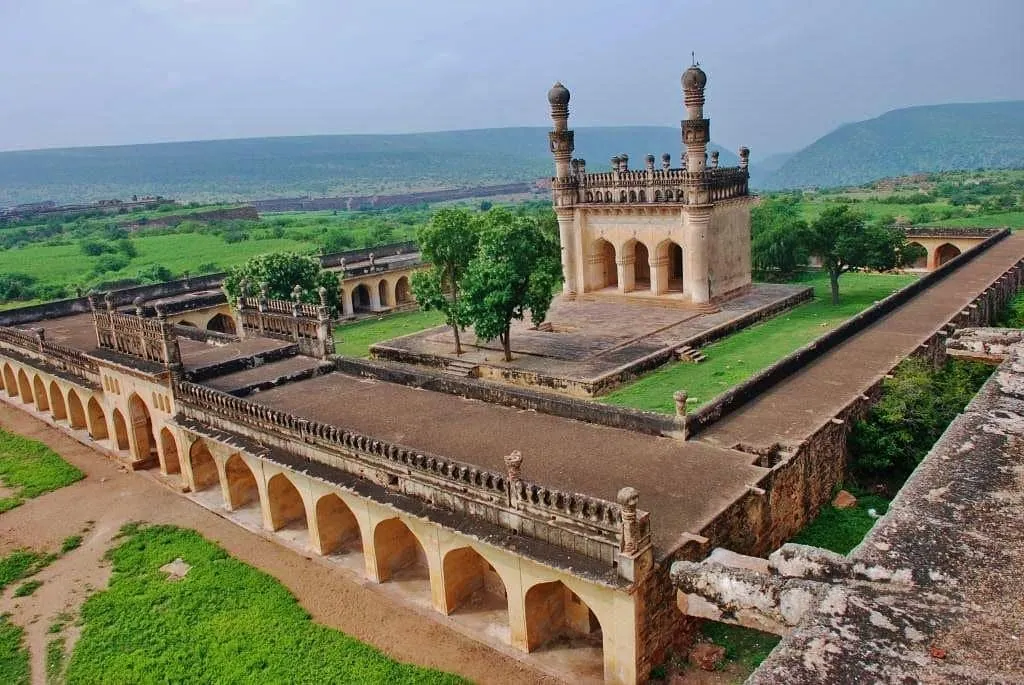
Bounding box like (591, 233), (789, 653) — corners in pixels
(681, 63), (712, 304)
(548, 81), (578, 297)
(681, 63), (709, 174)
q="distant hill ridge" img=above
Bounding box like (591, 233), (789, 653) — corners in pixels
(763, 101), (1024, 190)
(0, 127), (736, 206)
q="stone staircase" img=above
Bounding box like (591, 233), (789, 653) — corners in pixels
(676, 345), (707, 363)
(443, 358), (478, 378)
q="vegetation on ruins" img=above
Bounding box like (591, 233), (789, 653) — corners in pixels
(998, 291), (1024, 328)
(0, 614), (29, 685)
(222, 252), (341, 315)
(65, 524), (465, 684)
(0, 429), (84, 512)
(460, 208), (562, 361)
(334, 309), (445, 358)
(410, 207), (480, 354)
(789, 491), (891, 554)
(850, 357), (993, 485)
(603, 272), (916, 412)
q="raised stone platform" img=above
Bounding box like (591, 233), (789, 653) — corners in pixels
(370, 283), (811, 397)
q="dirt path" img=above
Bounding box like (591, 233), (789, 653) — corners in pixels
(0, 406), (556, 685)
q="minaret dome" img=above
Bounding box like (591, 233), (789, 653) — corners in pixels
(548, 82), (570, 106)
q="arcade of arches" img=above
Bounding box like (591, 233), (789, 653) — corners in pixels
(591, 239), (685, 295)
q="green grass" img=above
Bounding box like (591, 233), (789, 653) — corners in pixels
(0, 614), (29, 685)
(60, 536), (83, 554)
(335, 309), (446, 358)
(47, 636), (67, 684)
(0, 550), (57, 592)
(12, 580), (42, 598)
(700, 622), (780, 673)
(789, 493), (891, 554)
(935, 210), (1024, 229)
(602, 272), (917, 413)
(0, 428), (85, 513)
(65, 524), (465, 684)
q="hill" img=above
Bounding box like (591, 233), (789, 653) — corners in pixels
(764, 101), (1024, 190)
(0, 128), (737, 206)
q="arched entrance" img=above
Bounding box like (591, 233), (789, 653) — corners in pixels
(352, 284), (372, 313)
(67, 390), (86, 429)
(224, 453), (259, 511)
(127, 394), (156, 464)
(50, 382), (68, 421)
(315, 494), (362, 556)
(111, 409), (130, 450)
(632, 242), (651, 292)
(668, 242), (684, 291)
(377, 280), (389, 308)
(373, 518), (428, 583)
(206, 313), (236, 335)
(189, 440), (219, 491)
(3, 365), (17, 398)
(906, 242), (927, 269)
(32, 375), (49, 412)
(178, 320), (196, 328)
(267, 473), (308, 533)
(16, 370), (33, 404)
(524, 580), (603, 655)
(86, 397), (107, 439)
(936, 243), (961, 266)
(442, 547), (509, 620)
(159, 428), (181, 475)
(593, 239), (617, 290)
(394, 276), (412, 305)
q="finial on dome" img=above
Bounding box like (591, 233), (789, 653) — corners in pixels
(682, 63), (707, 91)
(547, 81), (570, 107)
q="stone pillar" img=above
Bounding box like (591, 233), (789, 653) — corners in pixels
(649, 252), (669, 295)
(556, 207), (578, 297)
(674, 390), (689, 440)
(341, 287), (354, 318)
(684, 207), (712, 304)
(34, 327), (45, 353)
(615, 486), (652, 583)
(317, 287), (334, 357)
(368, 284), (381, 311)
(155, 304), (183, 380)
(133, 296), (145, 317)
(616, 253), (635, 294)
(504, 450), (523, 506)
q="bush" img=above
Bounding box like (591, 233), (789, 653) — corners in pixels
(115, 238), (137, 257)
(79, 240), (112, 256)
(0, 274), (38, 301)
(91, 254), (130, 275)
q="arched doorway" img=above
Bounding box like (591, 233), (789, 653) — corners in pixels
(373, 518), (428, 583)
(224, 453), (259, 511)
(3, 365), (17, 398)
(936, 243), (961, 266)
(442, 547), (509, 620)
(189, 440), (219, 491)
(111, 409), (130, 450)
(593, 240), (617, 290)
(315, 494), (363, 556)
(352, 284), (372, 313)
(524, 580), (603, 655)
(159, 428), (181, 475)
(127, 394), (157, 464)
(906, 242), (927, 269)
(32, 375), (49, 412)
(67, 390), (86, 429)
(86, 396), (107, 439)
(16, 370), (33, 404)
(267, 473), (308, 534)
(633, 242), (650, 292)
(206, 313), (236, 335)
(394, 276), (412, 305)
(377, 280), (389, 308)
(178, 320), (196, 328)
(50, 382), (68, 421)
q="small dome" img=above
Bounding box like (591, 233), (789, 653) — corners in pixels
(682, 65), (707, 90)
(547, 82), (570, 106)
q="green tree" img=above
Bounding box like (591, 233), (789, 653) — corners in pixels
(410, 207), (480, 355)
(461, 207), (561, 362)
(321, 228), (355, 254)
(223, 253), (340, 315)
(751, 195), (809, 276)
(802, 206), (907, 305)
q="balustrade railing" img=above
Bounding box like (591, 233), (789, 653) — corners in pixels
(0, 326), (100, 383)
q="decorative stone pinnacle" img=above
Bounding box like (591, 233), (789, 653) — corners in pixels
(291, 284), (303, 302)
(504, 450), (523, 482)
(104, 292), (115, 311)
(617, 486), (640, 509)
(674, 390), (689, 417)
(617, 486), (640, 555)
(154, 303), (167, 320)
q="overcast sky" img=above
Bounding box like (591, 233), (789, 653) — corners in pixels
(1, 0), (1021, 155)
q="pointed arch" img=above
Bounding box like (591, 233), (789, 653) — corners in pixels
(206, 313), (236, 335)
(188, 440), (219, 491)
(935, 243), (961, 266)
(633, 241), (651, 291)
(442, 546), (509, 617)
(32, 375), (49, 412)
(654, 239), (685, 294)
(352, 284), (372, 313)
(67, 389), (86, 429)
(86, 396), (107, 439)
(315, 493), (363, 556)
(628, 190), (637, 202)
(394, 276), (412, 305)
(592, 239), (618, 290)
(16, 369), (33, 404)
(111, 409), (129, 450)
(906, 241), (927, 269)
(524, 580), (603, 654)
(3, 364), (17, 398)
(159, 427), (181, 475)
(127, 393), (156, 464)
(373, 518), (428, 583)
(267, 473), (308, 532)
(50, 381), (67, 421)
(377, 279), (390, 308)
(224, 453), (259, 510)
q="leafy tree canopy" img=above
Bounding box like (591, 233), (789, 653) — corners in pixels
(751, 194), (810, 277)
(223, 252), (340, 315)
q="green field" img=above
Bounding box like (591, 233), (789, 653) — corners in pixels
(0, 614), (29, 685)
(0, 428), (85, 513)
(335, 309), (446, 358)
(602, 272), (917, 413)
(65, 524), (464, 684)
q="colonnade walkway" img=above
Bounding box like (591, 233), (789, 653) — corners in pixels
(701, 232), (1024, 451)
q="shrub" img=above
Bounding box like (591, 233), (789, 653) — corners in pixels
(91, 254), (130, 275)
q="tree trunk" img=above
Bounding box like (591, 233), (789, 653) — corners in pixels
(829, 270), (840, 305)
(450, 282), (463, 355)
(502, 324), (512, 362)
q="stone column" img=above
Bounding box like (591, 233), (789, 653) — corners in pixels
(649, 252), (669, 295)
(368, 284), (381, 311)
(616, 253), (635, 294)
(155, 304), (183, 380)
(504, 450), (523, 507)
(316, 287), (334, 358)
(674, 390), (689, 440)
(684, 207), (712, 304)
(341, 288), (354, 318)
(556, 207), (578, 298)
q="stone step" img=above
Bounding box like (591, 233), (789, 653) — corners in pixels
(443, 359), (478, 378)
(676, 345), (707, 363)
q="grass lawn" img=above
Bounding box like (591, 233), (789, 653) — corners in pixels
(602, 272), (917, 413)
(789, 493), (890, 554)
(0, 614), (29, 685)
(335, 309), (446, 357)
(65, 524), (465, 684)
(934, 210), (1024, 229)
(0, 429), (84, 513)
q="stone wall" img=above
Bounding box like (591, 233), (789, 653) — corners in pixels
(708, 199), (753, 297)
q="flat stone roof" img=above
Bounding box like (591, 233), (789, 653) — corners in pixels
(253, 371), (769, 553)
